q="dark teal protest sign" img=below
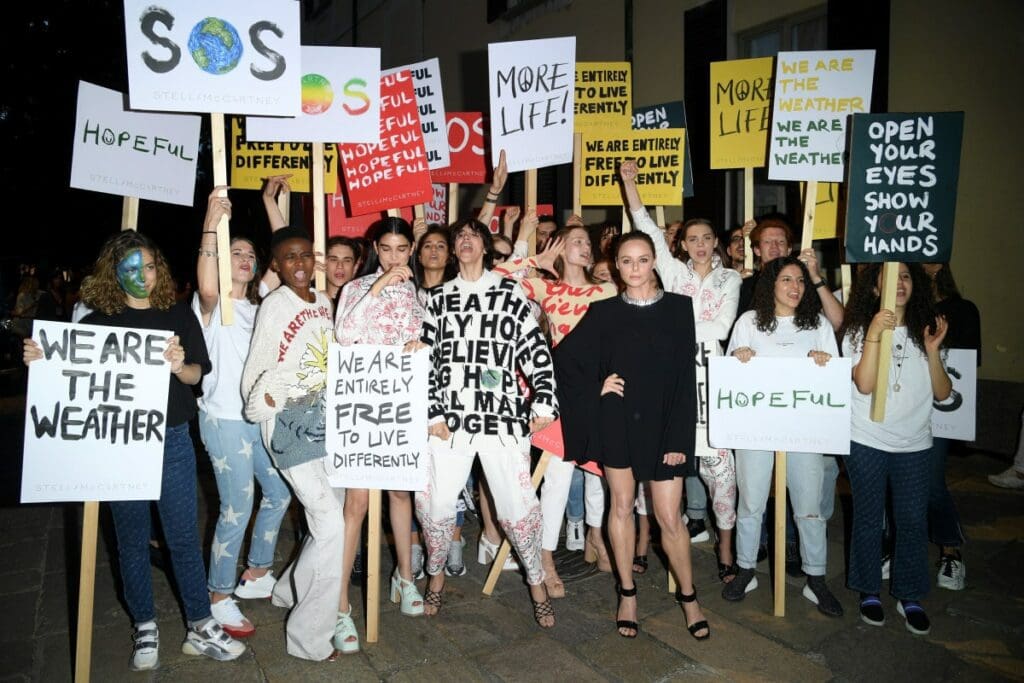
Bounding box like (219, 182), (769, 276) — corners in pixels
(633, 101), (694, 198)
(845, 112), (964, 262)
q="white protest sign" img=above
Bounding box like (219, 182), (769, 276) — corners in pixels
(246, 46), (381, 144)
(488, 36), (575, 172)
(384, 58), (449, 169)
(767, 50), (875, 182)
(70, 81), (200, 206)
(326, 345), (429, 491)
(123, 0), (301, 115)
(932, 349), (976, 441)
(22, 321), (171, 503)
(708, 356), (852, 454)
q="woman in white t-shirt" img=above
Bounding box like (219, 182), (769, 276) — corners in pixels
(840, 262), (949, 636)
(723, 256), (843, 617)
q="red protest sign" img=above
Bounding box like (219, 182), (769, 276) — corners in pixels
(325, 175), (414, 239)
(531, 418), (602, 476)
(337, 70), (433, 215)
(430, 112), (488, 184)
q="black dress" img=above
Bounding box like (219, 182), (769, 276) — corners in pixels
(555, 292), (697, 481)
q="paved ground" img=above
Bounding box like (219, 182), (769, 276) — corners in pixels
(0, 399), (1022, 682)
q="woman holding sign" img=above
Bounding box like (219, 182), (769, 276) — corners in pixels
(723, 256), (844, 618)
(333, 217), (427, 653)
(841, 262), (950, 635)
(25, 231), (246, 670)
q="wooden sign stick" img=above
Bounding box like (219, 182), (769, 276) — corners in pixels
(655, 206), (666, 230)
(74, 501), (99, 683)
(743, 167), (755, 271)
(773, 450), (788, 616)
(121, 197), (139, 231)
(483, 451), (552, 596)
(841, 264), (852, 306)
(311, 142), (326, 293)
(870, 262), (899, 421)
(414, 204), (425, 221)
(447, 183), (458, 224)
(209, 114), (234, 326)
(365, 488), (382, 643)
(525, 169), (538, 256)
(801, 180), (817, 252)
(621, 207), (631, 234)
(572, 133), (583, 218)
(387, 208), (400, 219)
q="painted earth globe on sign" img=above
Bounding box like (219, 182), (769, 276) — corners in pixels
(301, 73), (334, 115)
(188, 17), (243, 75)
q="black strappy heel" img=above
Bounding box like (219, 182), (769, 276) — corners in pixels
(615, 584), (639, 638)
(678, 588), (710, 640)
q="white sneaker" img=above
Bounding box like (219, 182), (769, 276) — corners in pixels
(937, 554), (966, 590)
(445, 538), (468, 576)
(210, 596), (255, 638)
(129, 621), (159, 671)
(182, 619), (246, 661)
(411, 543), (425, 580)
(565, 520), (585, 551)
(234, 570), (276, 599)
(988, 467), (1024, 490)
(881, 554), (891, 581)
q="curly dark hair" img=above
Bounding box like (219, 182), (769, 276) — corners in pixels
(80, 231), (176, 315)
(414, 224), (456, 287)
(840, 262), (936, 352)
(449, 218), (494, 270)
(751, 256), (822, 333)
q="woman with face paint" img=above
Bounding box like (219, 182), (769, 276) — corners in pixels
(24, 231), (246, 671)
(193, 189), (292, 639)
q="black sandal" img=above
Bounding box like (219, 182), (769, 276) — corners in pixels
(678, 588), (710, 641)
(633, 555), (648, 575)
(615, 584), (639, 638)
(423, 588), (443, 616)
(718, 562), (738, 583)
(531, 585), (555, 629)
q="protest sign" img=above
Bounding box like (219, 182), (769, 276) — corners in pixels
(337, 71), (433, 215)
(384, 58), (449, 169)
(709, 57), (773, 169)
(123, 0), (300, 115)
(230, 117), (338, 192)
(482, 204), (553, 234)
(431, 112), (488, 184)
(768, 50), (875, 182)
(932, 349), (976, 441)
(633, 101), (694, 198)
(71, 81), (200, 206)
(325, 345), (429, 491)
(531, 419), (602, 476)
(245, 46), (381, 144)
(811, 182), (840, 240)
(488, 37), (575, 172)
(574, 62), (631, 134)
(21, 321), (171, 503)
(324, 177), (413, 238)
(581, 129), (685, 206)
(708, 356), (852, 454)
(845, 112), (964, 263)
(425, 183), (447, 225)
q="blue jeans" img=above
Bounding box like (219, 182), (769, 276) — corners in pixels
(566, 468), (584, 522)
(843, 442), (931, 600)
(785, 454), (841, 543)
(109, 423), (210, 625)
(199, 412), (292, 594)
(685, 474), (708, 521)
(927, 437), (964, 548)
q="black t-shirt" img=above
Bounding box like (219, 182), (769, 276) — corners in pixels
(936, 295), (982, 366)
(82, 301), (211, 427)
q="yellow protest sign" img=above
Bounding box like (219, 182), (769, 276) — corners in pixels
(229, 117), (339, 192)
(811, 181), (840, 240)
(581, 129), (685, 206)
(709, 57), (773, 169)
(574, 62), (632, 134)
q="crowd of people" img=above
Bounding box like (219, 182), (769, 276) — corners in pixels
(18, 152), (988, 669)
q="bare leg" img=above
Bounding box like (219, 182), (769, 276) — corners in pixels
(649, 478), (708, 638)
(634, 513), (650, 573)
(605, 467), (638, 636)
(388, 490), (414, 581)
(340, 488), (369, 613)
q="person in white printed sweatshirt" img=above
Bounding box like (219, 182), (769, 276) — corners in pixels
(415, 218), (559, 628)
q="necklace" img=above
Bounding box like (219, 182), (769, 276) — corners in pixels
(621, 289), (664, 307)
(892, 330), (908, 392)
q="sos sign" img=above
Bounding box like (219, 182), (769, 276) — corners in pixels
(430, 112), (488, 184)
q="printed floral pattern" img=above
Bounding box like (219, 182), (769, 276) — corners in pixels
(335, 272), (425, 346)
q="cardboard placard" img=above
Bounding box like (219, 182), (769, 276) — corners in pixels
(811, 182), (841, 240)
(488, 36), (576, 172)
(632, 100), (694, 197)
(123, 0), (301, 115)
(709, 57), (773, 169)
(430, 112), (488, 183)
(931, 349), (976, 441)
(425, 183), (447, 225)
(22, 322), (171, 503)
(337, 71), (433, 215)
(384, 58), (449, 169)
(581, 129), (685, 206)
(768, 50), (875, 182)
(574, 62), (632, 133)
(844, 112), (964, 263)
(325, 345), (429, 491)
(70, 81), (201, 206)
(230, 117), (339, 192)
(708, 356), (852, 454)
(325, 176), (414, 238)
(245, 46), (381, 144)
(530, 419), (603, 476)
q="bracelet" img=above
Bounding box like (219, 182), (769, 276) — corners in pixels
(198, 248), (218, 257)
(864, 338), (881, 343)
(814, 280), (827, 288)
(486, 192), (500, 201)
(202, 230), (218, 234)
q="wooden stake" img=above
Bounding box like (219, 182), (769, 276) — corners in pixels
(414, 204), (425, 221)
(525, 169), (538, 256)
(621, 206), (630, 233)
(572, 133), (583, 218)
(655, 206), (666, 229)
(447, 183), (458, 224)
(773, 450), (787, 617)
(387, 208), (400, 218)
(870, 262), (899, 422)
(801, 180), (817, 253)
(74, 501), (99, 683)
(120, 197), (139, 231)
(366, 488), (382, 643)
(668, 569), (676, 595)
(311, 142), (326, 293)
(483, 451), (552, 596)
(744, 168), (754, 271)
(841, 264), (852, 306)
(209, 113), (234, 326)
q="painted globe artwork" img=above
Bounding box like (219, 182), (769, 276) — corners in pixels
(301, 73), (334, 115)
(188, 18), (243, 75)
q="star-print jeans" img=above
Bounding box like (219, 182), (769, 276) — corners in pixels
(199, 411), (292, 594)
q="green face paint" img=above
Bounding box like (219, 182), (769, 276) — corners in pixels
(116, 249), (148, 298)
